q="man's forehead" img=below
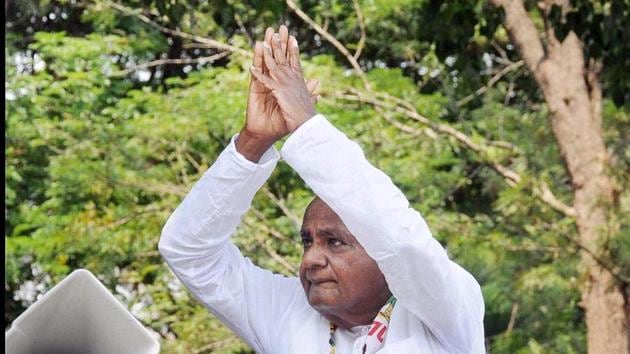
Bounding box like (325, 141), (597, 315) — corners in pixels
(301, 199), (356, 241)
(300, 211), (345, 233)
(300, 224), (341, 236)
(304, 197), (337, 217)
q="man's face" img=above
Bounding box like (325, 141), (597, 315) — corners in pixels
(299, 198), (390, 323)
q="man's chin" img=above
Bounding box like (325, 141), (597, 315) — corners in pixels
(306, 287), (338, 310)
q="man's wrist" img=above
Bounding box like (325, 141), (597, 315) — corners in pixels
(301, 108), (317, 126)
(290, 109), (318, 133)
(235, 130), (275, 163)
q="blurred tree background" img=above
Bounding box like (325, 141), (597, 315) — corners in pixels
(5, 0), (629, 353)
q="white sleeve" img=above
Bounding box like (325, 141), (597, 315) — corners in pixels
(158, 135), (303, 353)
(281, 115), (486, 353)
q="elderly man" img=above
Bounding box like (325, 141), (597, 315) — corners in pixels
(159, 26), (485, 353)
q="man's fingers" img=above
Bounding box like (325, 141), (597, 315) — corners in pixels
(279, 25), (289, 59)
(289, 36), (303, 74)
(253, 41), (263, 70)
(271, 33), (287, 66)
(288, 35), (295, 70)
(310, 94), (321, 105)
(263, 27), (274, 74)
(264, 27), (274, 46)
(250, 66), (276, 90)
(262, 41), (278, 74)
(306, 79), (319, 94)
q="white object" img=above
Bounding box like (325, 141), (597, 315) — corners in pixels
(5, 269), (160, 354)
(159, 114), (485, 354)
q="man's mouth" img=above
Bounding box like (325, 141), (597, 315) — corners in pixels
(309, 279), (337, 288)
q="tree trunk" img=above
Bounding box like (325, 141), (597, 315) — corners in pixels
(490, 1), (629, 352)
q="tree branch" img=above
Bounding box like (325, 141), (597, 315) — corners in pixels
(192, 336), (240, 354)
(285, 0), (371, 90)
(105, 207), (163, 230)
(351, 0), (367, 60)
(457, 60), (525, 107)
(234, 12), (253, 47)
(335, 88), (576, 218)
(491, 39), (510, 63)
(243, 216), (297, 275)
(110, 51), (230, 77)
(250, 208), (293, 243)
(535, 181), (577, 218)
(103, 0), (251, 57)
(551, 224), (630, 284)
(491, 0), (546, 82)
(261, 187), (302, 232)
(340, 89), (489, 155)
(116, 179), (189, 197)
(506, 302), (519, 333)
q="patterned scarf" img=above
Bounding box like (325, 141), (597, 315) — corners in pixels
(329, 296), (397, 354)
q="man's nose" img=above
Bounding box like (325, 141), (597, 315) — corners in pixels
(302, 243), (328, 269)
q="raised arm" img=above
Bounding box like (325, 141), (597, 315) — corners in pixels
(158, 134), (293, 352)
(251, 28), (485, 353)
(158, 26), (318, 352)
(281, 117), (485, 352)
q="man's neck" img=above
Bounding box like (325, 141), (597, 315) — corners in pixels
(324, 311), (377, 330)
(323, 293), (392, 330)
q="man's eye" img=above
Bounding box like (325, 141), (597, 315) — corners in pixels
(302, 239), (312, 247)
(328, 238), (343, 247)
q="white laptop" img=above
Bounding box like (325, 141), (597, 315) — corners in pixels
(5, 269), (160, 354)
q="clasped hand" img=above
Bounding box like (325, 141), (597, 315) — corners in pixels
(236, 26), (319, 162)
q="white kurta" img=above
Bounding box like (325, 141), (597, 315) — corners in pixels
(158, 114), (486, 354)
